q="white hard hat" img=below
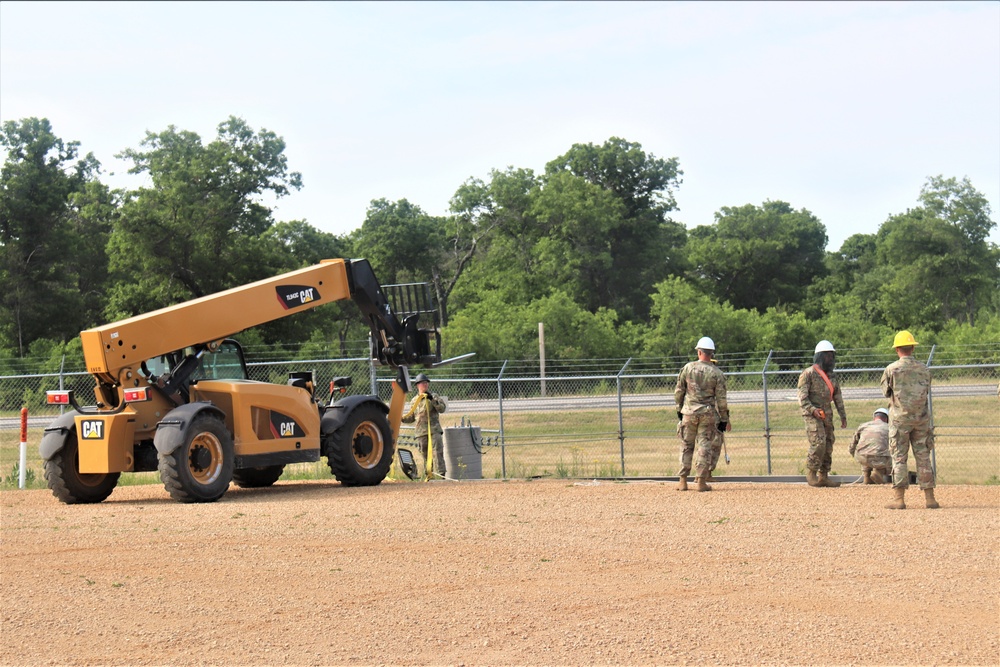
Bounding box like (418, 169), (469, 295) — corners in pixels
(696, 337), (715, 351)
(874, 408), (889, 418)
(814, 340), (836, 354)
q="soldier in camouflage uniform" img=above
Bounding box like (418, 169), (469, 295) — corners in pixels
(401, 373), (448, 479)
(674, 337), (730, 492)
(881, 331), (939, 509)
(850, 408), (892, 484)
(798, 340), (848, 488)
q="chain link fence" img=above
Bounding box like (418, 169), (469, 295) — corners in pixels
(3, 346), (998, 488)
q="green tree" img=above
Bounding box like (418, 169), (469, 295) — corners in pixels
(687, 201), (828, 312)
(644, 278), (760, 360)
(0, 118), (104, 354)
(528, 291), (629, 360)
(755, 307), (814, 352)
(260, 219), (347, 267)
(545, 137), (686, 319)
(528, 171), (626, 312)
(65, 180), (118, 330)
(442, 289), (633, 362)
(106, 116), (302, 319)
(431, 174), (522, 327)
(442, 290), (538, 361)
(446, 167), (545, 314)
(813, 292), (894, 349)
(872, 208), (963, 330)
(350, 198), (443, 284)
(915, 175), (999, 325)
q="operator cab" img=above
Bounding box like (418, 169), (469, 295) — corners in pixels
(144, 339), (250, 383)
(141, 339), (251, 407)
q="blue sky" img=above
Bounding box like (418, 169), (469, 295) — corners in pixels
(2, 1), (998, 249)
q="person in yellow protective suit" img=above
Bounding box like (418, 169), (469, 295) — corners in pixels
(401, 373), (448, 480)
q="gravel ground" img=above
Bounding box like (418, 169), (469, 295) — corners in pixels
(2, 479), (998, 666)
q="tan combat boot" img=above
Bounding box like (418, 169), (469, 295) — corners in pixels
(818, 472), (841, 488)
(695, 476), (712, 492)
(871, 469), (884, 484)
(677, 476), (688, 491)
(924, 488), (940, 509)
(862, 469), (873, 484)
(807, 469), (821, 487)
(886, 487), (906, 510)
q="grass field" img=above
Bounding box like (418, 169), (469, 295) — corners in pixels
(3, 392), (997, 490)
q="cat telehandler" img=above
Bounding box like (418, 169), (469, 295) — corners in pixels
(40, 258), (457, 504)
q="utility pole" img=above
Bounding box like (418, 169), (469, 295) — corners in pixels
(539, 322), (546, 398)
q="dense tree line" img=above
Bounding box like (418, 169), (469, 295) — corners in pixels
(2, 116), (998, 374)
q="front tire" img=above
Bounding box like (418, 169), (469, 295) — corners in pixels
(43, 431), (120, 504)
(326, 404), (393, 486)
(158, 415), (234, 503)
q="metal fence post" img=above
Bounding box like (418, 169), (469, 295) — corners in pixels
(617, 358), (632, 477)
(497, 360), (508, 479)
(762, 350), (774, 475)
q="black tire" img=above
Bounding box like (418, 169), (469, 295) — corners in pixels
(158, 415), (234, 503)
(326, 404), (393, 486)
(43, 430), (120, 504)
(232, 465), (285, 488)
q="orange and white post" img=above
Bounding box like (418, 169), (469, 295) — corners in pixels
(18, 407), (28, 489)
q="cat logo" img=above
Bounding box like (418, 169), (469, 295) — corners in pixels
(275, 285), (322, 310)
(269, 410), (305, 438)
(80, 420), (105, 440)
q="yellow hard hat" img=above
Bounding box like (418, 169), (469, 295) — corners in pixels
(892, 330), (918, 348)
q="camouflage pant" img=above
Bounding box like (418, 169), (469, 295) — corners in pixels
(709, 429), (724, 472)
(417, 432), (446, 479)
(854, 453), (891, 474)
(803, 417), (835, 473)
(677, 412), (717, 478)
(889, 421), (935, 490)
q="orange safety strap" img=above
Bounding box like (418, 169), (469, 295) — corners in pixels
(812, 364), (836, 403)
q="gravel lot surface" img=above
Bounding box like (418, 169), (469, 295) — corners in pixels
(2, 479), (998, 666)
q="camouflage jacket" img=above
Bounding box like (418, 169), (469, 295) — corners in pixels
(401, 391), (447, 434)
(797, 365), (846, 421)
(880, 356), (931, 424)
(850, 419), (889, 458)
(674, 360), (729, 421)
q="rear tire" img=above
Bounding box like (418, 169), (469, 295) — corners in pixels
(43, 431), (120, 504)
(326, 404), (393, 486)
(232, 465), (285, 488)
(158, 415), (234, 503)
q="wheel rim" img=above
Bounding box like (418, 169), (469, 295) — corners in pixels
(352, 421), (385, 469)
(187, 431), (224, 484)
